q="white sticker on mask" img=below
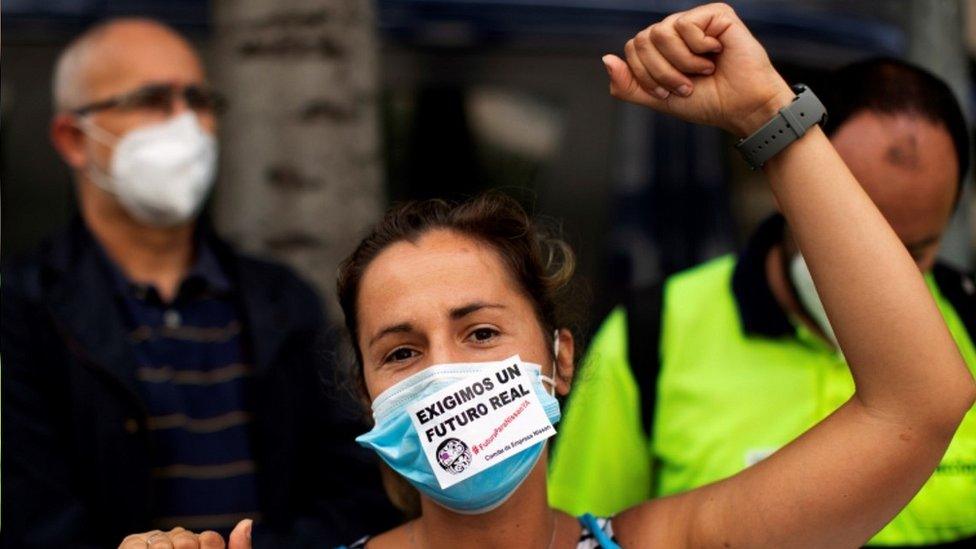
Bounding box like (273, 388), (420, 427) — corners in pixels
(406, 355), (556, 489)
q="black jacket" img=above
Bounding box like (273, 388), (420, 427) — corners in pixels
(1, 220), (400, 548)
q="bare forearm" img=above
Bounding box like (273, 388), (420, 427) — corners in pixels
(696, 121), (976, 546)
(764, 125), (974, 426)
(637, 126), (975, 549)
(685, 102), (976, 549)
(605, 3), (976, 547)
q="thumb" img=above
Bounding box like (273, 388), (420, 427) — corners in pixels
(602, 54), (660, 108)
(228, 519), (253, 549)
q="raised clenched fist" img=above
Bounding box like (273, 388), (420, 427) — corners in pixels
(603, 2), (794, 137)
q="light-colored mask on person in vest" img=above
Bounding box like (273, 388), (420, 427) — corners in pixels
(789, 253), (839, 347)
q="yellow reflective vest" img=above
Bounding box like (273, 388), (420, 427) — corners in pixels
(550, 218), (976, 546)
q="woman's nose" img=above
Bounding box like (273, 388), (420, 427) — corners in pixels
(426, 337), (469, 366)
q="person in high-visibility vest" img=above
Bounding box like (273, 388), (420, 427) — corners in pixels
(550, 58), (976, 547)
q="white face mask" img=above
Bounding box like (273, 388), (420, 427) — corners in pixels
(788, 253), (838, 347)
(81, 112), (218, 227)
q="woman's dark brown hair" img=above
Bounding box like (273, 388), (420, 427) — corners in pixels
(336, 192), (579, 515)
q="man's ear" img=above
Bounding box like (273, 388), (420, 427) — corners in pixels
(50, 113), (89, 170)
(554, 328), (575, 397)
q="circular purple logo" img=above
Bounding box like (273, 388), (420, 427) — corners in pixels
(436, 438), (472, 474)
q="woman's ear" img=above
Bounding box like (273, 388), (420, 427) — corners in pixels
(554, 328), (575, 396)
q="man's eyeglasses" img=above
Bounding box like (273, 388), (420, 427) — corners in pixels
(71, 84), (226, 116)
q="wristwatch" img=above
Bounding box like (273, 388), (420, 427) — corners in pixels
(735, 84), (827, 170)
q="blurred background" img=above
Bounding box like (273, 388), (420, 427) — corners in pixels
(4, 0), (976, 332)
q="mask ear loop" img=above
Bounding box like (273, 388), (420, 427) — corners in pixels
(539, 329), (560, 396)
(74, 118), (123, 194)
(76, 118), (120, 148)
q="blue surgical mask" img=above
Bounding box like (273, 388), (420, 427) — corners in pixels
(356, 353), (561, 514)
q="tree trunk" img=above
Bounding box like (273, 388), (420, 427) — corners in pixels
(211, 0), (383, 315)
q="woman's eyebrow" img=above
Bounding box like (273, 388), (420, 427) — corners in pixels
(450, 302), (505, 320)
(368, 322), (414, 347)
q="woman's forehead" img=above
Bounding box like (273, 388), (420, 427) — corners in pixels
(356, 230), (521, 326)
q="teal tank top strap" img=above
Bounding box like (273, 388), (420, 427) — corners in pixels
(578, 513), (621, 549)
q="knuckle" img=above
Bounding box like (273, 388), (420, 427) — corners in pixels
(199, 531), (226, 549)
(119, 536), (142, 549)
(715, 2), (736, 16)
(624, 39), (635, 55)
(172, 535), (199, 549)
(674, 15), (691, 31)
(633, 30), (648, 47)
(648, 25), (665, 42)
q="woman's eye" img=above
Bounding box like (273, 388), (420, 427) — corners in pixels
(468, 327), (500, 343)
(385, 347), (417, 363)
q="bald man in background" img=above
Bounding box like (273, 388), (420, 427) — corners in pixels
(1, 19), (399, 547)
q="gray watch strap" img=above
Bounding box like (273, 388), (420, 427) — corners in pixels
(735, 84), (827, 170)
